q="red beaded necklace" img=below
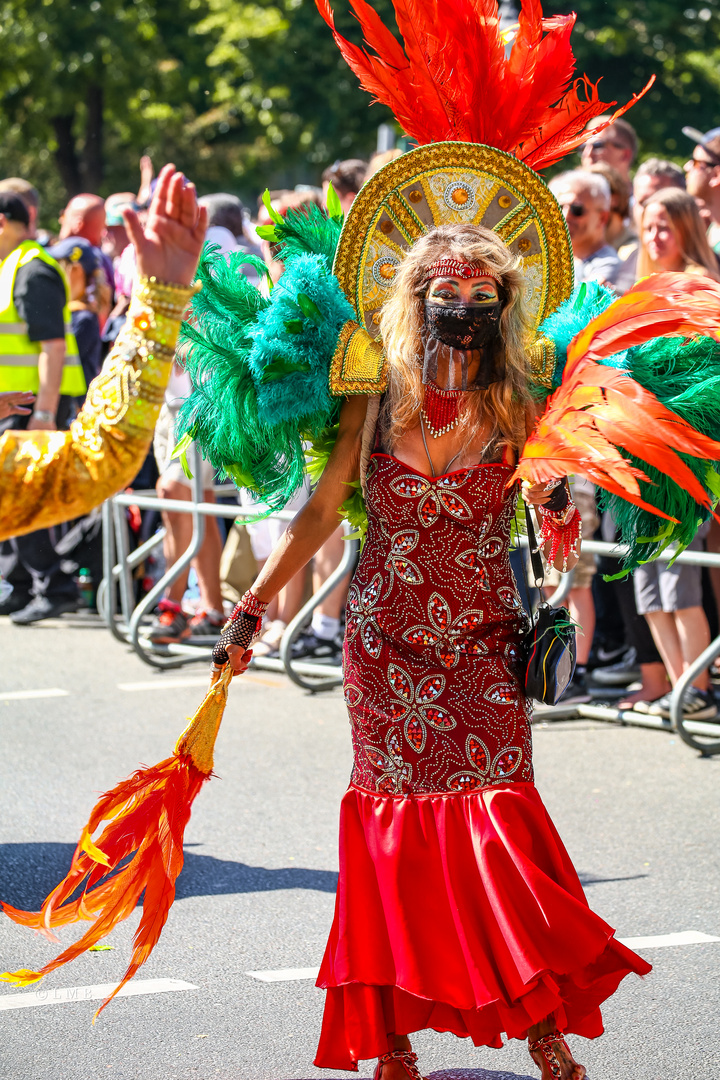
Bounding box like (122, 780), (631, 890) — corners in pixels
(421, 382), (464, 437)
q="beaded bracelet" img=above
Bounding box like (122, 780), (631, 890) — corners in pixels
(212, 591), (268, 666)
(536, 502), (582, 572)
(230, 589), (269, 621)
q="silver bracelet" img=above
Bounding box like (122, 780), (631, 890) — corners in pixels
(33, 409), (55, 423)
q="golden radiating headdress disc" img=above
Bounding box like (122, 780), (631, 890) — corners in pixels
(333, 142), (574, 338)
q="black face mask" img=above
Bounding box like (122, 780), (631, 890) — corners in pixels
(424, 298), (503, 351)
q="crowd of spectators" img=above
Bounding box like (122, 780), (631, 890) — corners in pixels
(545, 116), (720, 721)
(2, 119), (720, 716)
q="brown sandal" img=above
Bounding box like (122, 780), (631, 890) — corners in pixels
(373, 1049), (427, 1080)
(528, 1029), (585, 1079)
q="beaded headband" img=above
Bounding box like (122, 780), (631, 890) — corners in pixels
(423, 259), (501, 285)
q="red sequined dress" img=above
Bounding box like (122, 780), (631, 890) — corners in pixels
(315, 452), (650, 1071)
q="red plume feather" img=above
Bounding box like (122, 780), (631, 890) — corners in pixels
(513, 274), (720, 519)
(0, 667), (233, 1020)
(315, 0), (653, 167)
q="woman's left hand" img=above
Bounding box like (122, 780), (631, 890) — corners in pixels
(521, 479), (557, 507)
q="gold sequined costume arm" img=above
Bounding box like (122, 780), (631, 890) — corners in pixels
(0, 277), (195, 541)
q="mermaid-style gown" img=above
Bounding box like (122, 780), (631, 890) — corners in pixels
(314, 453), (650, 1070)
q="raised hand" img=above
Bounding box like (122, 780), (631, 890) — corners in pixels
(123, 163), (208, 287)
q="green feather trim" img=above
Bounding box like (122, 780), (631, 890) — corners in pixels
(538, 285), (720, 571)
(176, 247), (306, 511)
(255, 200), (343, 270)
(598, 333), (720, 571)
(174, 243), (367, 535)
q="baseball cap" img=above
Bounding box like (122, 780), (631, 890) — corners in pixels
(682, 125), (720, 163)
(47, 236), (100, 277)
(0, 193), (30, 227)
(105, 193), (139, 227)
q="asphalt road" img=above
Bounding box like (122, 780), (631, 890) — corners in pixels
(0, 613), (718, 1080)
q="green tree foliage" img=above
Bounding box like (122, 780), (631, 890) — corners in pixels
(552, 0), (720, 160)
(0, 0), (216, 217)
(1, 0), (718, 221)
(0, 0), (395, 220)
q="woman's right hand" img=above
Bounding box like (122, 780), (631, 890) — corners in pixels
(210, 646), (254, 685)
(0, 391), (35, 420)
(226, 644), (253, 675)
(123, 163), (208, 287)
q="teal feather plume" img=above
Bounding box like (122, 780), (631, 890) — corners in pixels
(174, 239), (354, 515)
(249, 254), (355, 428)
(538, 281), (617, 389)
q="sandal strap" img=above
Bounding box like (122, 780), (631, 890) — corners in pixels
(378, 1049), (424, 1080)
(528, 1030), (569, 1079)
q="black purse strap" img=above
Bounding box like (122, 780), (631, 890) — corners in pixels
(524, 502), (545, 591)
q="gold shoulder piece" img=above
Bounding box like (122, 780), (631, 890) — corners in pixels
(0, 276), (194, 541)
(330, 320), (388, 396)
(526, 335), (557, 390)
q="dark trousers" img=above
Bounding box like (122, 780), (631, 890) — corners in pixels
(0, 397), (80, 604)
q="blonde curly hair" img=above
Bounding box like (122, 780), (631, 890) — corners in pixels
(378, 224), (534, 455)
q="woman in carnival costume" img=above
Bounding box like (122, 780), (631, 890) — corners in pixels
(4, 5), (720, 1075)
(176, 2), (720, 1077)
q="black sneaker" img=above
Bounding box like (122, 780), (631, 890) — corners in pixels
(291, 629), (343, 664)
(589, 648), (640, 687)
(558, 675), (591, 705)
(646, 687), (719, 722)
(187, 610), (225, 639)
(10, 595), (78, 625)
(0, 591), (31, 616)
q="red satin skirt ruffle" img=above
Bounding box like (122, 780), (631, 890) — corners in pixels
(314, 782), (650, 1071)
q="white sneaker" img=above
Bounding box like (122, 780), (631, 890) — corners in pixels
(252, 619), (287, 657)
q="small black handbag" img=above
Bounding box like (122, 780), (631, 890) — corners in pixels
(522, 503), (577, 706)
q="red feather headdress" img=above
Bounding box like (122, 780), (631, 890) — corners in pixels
(316, 0), (653, 168)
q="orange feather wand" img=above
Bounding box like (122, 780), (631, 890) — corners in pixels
(514, 273), (720, 518)
(0, 665), (233, 1019)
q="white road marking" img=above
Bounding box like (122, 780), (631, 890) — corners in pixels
(118, 677), (213, 691)
(247, 933), (720, 983)
(618, 930), (720, 949)
(0, 978), (197, 1011)
(0, 688), (69, 701)
(246, 967), (320, 983)
(118, 673), (284, 692)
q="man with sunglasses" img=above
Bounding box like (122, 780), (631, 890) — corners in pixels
(683, 125), (720, 253)
(580, 116), (638, 183)
(548, 169), (621, 287)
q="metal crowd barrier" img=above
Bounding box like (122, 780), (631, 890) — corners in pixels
(97, 446), (355, 690)
(98, 450), (720, 751)
(518, 535), (720, 757)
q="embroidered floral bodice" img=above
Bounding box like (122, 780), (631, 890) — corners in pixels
(343, 453), (534, 796)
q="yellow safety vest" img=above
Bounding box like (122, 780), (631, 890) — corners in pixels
(0, 239), (86, 396)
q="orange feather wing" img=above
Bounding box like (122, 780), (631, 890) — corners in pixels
(515, 274), (720, 521)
